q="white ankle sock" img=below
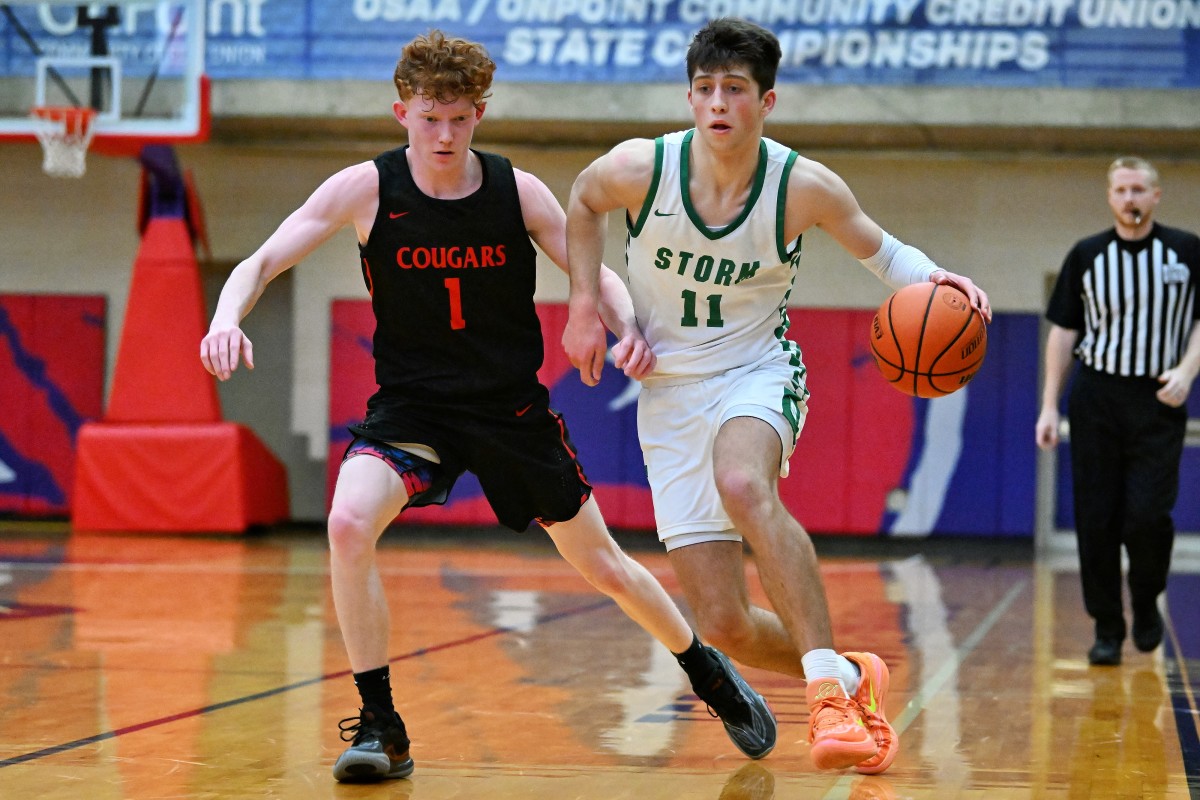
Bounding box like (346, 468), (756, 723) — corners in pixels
(801, 649), (843, 689)
(801, 650), (861, 695)
(838, 655), (861, 695)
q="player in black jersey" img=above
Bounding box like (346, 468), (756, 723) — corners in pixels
(200, 30), (776, 782)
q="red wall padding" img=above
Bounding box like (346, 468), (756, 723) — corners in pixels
(0, 294), (106, 516)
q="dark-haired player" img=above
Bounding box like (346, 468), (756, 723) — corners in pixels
(564, 17), (991, 773)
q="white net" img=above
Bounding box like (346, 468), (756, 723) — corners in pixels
(30, 107), (97, 178)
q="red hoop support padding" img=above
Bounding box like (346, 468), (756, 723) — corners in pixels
(105, 217), (221, 422)
(72, 421), (290, 532)
(71, 211), (290, 533)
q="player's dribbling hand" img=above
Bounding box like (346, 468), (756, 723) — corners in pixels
(930, 270), (993, 323)
(200, 325), (254, 381)
(611, 335), (656, 381)
(563, 312), (608, 386)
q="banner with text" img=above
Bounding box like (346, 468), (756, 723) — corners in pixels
(3, 0), (1199, 89)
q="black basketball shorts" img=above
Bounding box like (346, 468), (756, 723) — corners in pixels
(346, 389), (593, 532)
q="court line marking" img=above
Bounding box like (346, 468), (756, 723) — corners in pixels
(0, 598), (613, 770)
(1162, 600), (1200, 796)
(820, 576), (1028, 799)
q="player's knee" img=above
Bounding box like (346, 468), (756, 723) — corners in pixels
(574, 550), (633, 598)
(695, 607), (755, 659)
(327, 506), (376, 560)
(715, 468), (774, 525)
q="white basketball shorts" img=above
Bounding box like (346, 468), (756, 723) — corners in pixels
(637, 351), (808, 551)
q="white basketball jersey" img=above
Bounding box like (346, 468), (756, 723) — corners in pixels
(627, 129), (804, 387)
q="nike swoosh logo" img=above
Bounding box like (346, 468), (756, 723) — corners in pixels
(389, 211), (409, 219)
(653, 210), (676, 217)
(515, 403), (533, 417)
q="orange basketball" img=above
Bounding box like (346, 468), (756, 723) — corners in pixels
(869, 282), (987, 398)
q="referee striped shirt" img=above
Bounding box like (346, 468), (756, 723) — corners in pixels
(1047, 222), (1199, 378)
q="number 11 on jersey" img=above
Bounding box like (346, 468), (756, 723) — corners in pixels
(444, 278), (466, 330)
(681, 289), (724, 328)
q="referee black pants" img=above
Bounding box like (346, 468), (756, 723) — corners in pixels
(1068, 367), (1187, 641)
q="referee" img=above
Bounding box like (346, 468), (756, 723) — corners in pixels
(1036, 156), (1200, 666)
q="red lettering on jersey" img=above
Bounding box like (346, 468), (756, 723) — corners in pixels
(396, 245), (505, 270)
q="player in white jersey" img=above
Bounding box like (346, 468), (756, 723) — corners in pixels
(564, 18), (991, 774)
(627, 129), (802, 386)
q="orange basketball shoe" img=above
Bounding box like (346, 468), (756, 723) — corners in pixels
(843, 652), (898, 775)
(806, 678), (877, 770)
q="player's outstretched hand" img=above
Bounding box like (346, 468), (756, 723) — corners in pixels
(931, 270), (992, 323)
(200, 325), (254, 381)
(611, 334), (656, 381)
(563, 311), (609, 386)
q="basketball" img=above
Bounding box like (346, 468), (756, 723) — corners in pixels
(869, 282), (987, 398)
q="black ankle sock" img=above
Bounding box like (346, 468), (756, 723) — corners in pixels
(353, 666), (396, 717)
(675, 636), (753, 727)
(673, 634), (720, 688)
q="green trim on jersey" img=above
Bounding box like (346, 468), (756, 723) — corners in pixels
(781, 383), (805, 439)
(772, 143), (808, 431)
(775, 149), (801, 264)
(680, 130), (768, 241)
(775, 279), (809, 434)
(628, 137), (665, 238)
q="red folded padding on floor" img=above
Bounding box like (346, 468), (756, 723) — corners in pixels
(71, 422), (289, 533)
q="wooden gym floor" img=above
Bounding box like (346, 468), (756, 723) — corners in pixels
(1, 523), (1197, 799)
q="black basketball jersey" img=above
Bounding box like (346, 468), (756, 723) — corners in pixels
(358, 147), (543, 404)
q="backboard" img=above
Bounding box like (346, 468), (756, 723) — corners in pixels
(0, 0), (208, 151)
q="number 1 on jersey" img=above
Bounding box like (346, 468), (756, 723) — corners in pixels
(681, 289), (724, 328)
(444, 278), (466, 330)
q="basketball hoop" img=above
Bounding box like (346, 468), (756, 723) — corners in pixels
(30, 106), (97, 178)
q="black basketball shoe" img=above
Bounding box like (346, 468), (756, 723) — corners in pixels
(695, 646), (778, 759)
(332, 706), (414, 782)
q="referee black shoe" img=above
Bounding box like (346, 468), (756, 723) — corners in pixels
(1133, 608), (1164, 652)
(1087, 637), (1122, 666)
(695, 646), (778, 759)
(332, 706), (414, 782)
